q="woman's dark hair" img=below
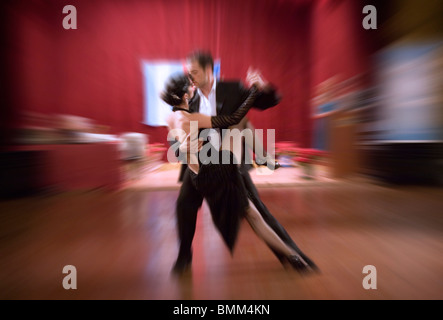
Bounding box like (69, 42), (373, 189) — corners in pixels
(161, 72), (192, 107)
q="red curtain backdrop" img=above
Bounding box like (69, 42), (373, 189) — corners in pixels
(3, 0), (372, 149)
(310, 0), (374, 88)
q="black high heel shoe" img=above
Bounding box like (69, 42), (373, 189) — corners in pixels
(286, 255), (309, 273)
(256, 158), (281, 170)
(171, 253), (192, 276)
(268, 161), (281, 170)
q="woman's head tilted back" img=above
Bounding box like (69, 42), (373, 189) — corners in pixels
(161, 72), (194, 107)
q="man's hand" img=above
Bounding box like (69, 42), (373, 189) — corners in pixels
(246, 67), (268, 90)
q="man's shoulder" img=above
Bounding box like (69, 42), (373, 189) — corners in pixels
(216, 80), (245, 96)
(217, 80), (243, 88)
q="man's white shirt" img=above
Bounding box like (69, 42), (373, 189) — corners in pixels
(197, 80), (219, 149)
(197, 79), (217, 117)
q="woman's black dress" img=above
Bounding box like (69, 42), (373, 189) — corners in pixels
(174, 87), (258, 252)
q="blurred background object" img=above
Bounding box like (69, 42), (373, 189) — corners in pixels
(356, 0), (443, 185)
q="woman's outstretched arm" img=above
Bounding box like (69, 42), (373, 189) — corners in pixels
(181, 86), (258, 129)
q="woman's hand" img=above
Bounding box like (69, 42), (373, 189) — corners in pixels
(246, 67), (268, 90)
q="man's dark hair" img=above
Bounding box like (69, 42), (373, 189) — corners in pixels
(187, 49), (214, 72)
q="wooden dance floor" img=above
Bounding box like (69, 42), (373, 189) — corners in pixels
(1, 171), (443, 300)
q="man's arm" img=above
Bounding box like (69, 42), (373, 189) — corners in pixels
(252, 84), (281, 110)
(242, 68), (281, 110)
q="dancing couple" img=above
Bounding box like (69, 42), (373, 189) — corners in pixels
(162, 50), (319, 276)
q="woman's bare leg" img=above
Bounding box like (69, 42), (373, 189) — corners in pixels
(245, 200), (311, 272)
(245, 200), (296, 258)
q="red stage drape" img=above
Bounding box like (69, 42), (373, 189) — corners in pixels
(3, 0), (372, 150)
(310, 0), (373, 87)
